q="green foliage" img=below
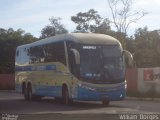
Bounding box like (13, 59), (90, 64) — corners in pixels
(40, 17), (68, 39)
(106, 31), (128, 49)
(0, 28), (37, 73)
(131, 27), (160, 68)
(71, 9), (111, 33)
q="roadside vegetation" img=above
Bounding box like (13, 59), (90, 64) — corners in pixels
(1, 0), (160, 74)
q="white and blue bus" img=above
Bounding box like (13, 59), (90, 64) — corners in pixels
(15, 33), (133, 105)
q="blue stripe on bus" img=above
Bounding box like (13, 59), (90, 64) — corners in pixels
(15, 83), (125, 101)
(15, 65), (56, 71)
(34, 85), (62, 97)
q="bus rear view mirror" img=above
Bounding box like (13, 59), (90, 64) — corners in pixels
(123, 50), (134, 68)
(70, 49), (80, 65)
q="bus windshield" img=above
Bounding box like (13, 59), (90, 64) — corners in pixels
(79, 45), (125, 84)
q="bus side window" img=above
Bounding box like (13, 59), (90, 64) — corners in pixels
(44, 42), (66, 65)
(68, 51), (75, 74)
(30, 46), (45, 63)
(15, 49), (21, 65)
(16, 50), (19, 57)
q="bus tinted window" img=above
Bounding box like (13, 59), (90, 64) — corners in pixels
(28, 42), (66, 65)
(29, 46), (45, 63)
(16, 50), (19, 57)
(44, 42), (66, 65)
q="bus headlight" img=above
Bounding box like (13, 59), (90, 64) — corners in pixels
(125, 80), (127, 89)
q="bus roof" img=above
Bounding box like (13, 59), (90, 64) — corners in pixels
(17, 33), (121, 48)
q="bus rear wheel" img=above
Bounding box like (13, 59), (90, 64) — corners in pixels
(102, 99), (110, 106)
(24, 86), (29, 100)
(62, 86), (70, 105)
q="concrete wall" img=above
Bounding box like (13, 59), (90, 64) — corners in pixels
(138, 68), (160, 94)
(0, 74), (15, 90)
(126, 67), (160, 94)
(126, 68), (138, 93)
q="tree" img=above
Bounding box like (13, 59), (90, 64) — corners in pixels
(133, 27), (160, 67)
(107, 0), (147, 34)
(40, 17), (68, 39)
(71, 9), (110, 33)
(107, 30), (128, 49)
(23, 33), (37, 44)
(126, 36), (136, 53)
(0, 28), (37, 73)
(93, 18), (111, 34)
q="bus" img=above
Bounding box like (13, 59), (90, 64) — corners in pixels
(15, 33), (133, 105)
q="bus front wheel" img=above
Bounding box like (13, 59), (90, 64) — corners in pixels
(23, 84), (32, 101)
(62, 85), (70, 105)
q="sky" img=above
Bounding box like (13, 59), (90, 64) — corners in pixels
(0, 0), (160, 37)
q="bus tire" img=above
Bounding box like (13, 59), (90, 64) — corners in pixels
(62, 85), (70, 105)
(27, 84), (32, 101)
(102, 99), (110, 106)
(24, 85), (29, 100)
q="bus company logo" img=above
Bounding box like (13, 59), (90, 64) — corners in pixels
(143, 69), (153, 81)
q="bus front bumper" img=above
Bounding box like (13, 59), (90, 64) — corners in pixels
(75, 86), (126, 101)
